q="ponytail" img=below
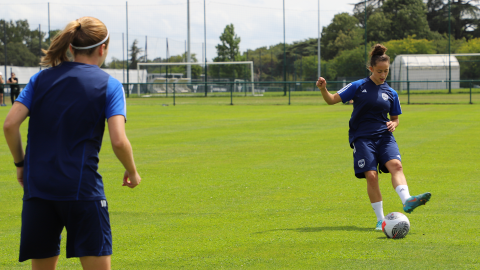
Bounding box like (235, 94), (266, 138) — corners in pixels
(367, 44), (390, 68)
(41, 17), (109, 67)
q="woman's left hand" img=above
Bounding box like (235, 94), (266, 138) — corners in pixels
(386, 121), (397, 132)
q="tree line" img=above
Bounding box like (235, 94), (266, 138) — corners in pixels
(2, 0), (480, 82)
(215, 0), (480, 82)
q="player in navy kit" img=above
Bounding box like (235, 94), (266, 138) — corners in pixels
(316, 44), (431, 230)
(3, 17), (141, 269)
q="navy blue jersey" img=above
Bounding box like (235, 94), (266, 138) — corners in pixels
(16, 62), (126, 201)
(337, 77), (402, 146)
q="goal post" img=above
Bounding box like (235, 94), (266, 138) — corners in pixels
(137, 61), (260, 96)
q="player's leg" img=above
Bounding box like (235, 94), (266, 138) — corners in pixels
(31, 256), (59, 270)
(79, 255), (111, 270)
(353, 139), (384, 229)
(365, 170), (384, 230)
(385, 159), (410, 204)
(380, 136), (431, 213)
(365, 170), (382, 203)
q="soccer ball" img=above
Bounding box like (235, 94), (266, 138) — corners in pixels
(382, 212), (410, 239)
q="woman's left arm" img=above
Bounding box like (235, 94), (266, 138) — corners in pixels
(387, 115), (399, 132)
(3, 102), (29, 187)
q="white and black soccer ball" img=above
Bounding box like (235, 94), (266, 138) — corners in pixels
(382, 212), (410, 239)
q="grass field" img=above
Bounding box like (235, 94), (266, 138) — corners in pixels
(1, 98), (479, 269)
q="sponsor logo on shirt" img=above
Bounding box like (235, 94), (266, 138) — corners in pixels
(358, 159), (365, 168)
(382, 93), (388, 101)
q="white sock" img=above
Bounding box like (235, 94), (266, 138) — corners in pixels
(371, 201), (384, 221)
(396, 185), (411, 204)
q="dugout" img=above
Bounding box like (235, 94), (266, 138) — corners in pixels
(390, 54), (460, 91)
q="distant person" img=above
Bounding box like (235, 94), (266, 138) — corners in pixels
(315, 44), (431, 231)
(0, 72), (5, 106)
(7, 72), (20, 105)
(3, 16), (141, 270)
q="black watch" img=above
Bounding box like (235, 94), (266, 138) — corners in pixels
(14, 160), (24, 167)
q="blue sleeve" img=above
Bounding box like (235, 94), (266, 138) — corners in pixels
(337, 81), (360, 102)
(15, 71), (41, 110)
(390, 88), (402, 116)
(105, 76), (127, 121)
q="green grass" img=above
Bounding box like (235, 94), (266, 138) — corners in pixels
(1, 99), (479, 269)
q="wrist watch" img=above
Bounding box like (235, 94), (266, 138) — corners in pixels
(14, 160), (24, 167)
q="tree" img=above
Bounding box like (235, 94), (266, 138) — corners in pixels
(211, 24), (242, 80)
(320, 13), (363, 60)
(0, 19), (49, 67)
(456, 38), (480, 81)
(384, 36), (436, 60)
(215, 24), (240, 62)
(330, 46), (367, 80)
(427, 0), (480, 40)
(382, 0), (434, 40)
(128, 39), (143, 69)
(365, 11), (392, 43)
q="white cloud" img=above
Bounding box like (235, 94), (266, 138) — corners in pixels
(0, 0), (356, 63)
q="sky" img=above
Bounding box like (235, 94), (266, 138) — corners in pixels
(0, 0), (357, 63)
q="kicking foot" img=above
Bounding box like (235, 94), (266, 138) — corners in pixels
(403, 192), (431, 214)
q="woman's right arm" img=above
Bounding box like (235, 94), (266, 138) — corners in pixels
(108, 115), (141, 188)
(316, 77), (343, 105)
(3, 102), (29, 187)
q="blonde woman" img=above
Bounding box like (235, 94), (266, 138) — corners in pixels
(4, 17), (141, 270)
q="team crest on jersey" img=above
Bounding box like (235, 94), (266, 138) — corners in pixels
(358, 159), (365, 168)
(382, 93), (388, 101)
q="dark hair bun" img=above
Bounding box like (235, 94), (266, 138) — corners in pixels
(371, 44), (387, 56)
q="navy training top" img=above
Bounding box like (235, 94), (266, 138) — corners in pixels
(16, 62), (126, 201)
(337, 77), (402, 146)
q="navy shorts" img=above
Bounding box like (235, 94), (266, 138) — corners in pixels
(19, 198), (112, 262)
(351, 135), (401, 179)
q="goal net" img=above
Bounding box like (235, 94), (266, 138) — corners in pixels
(136, 61), (261, 97)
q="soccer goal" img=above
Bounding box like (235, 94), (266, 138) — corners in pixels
(137, 61), (260, 96)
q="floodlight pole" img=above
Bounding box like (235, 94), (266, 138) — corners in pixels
(187, 0), (191, 79)
(204, 0), (207, 97)
(39, 24), (41, 71)
(364, 0), (368, 77)
(126, 1), (129, 97)
(283, 0), (287, 97)
(317, 0), (321, 78)
(448, 0), (452, 93)
(4, 21), (7, 80)
(122, 33), (125, 83)
(48, 3), (50, 44)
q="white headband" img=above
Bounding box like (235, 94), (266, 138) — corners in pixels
(71, 30), (110, 50)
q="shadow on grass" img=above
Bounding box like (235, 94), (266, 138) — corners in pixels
(255, 226), (373, 234)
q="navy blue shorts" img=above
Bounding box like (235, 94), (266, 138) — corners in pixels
(19, 198), (112, 262)
(351, 135), (401, 179)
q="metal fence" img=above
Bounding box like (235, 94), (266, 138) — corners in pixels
(2, 79), (478, 106)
